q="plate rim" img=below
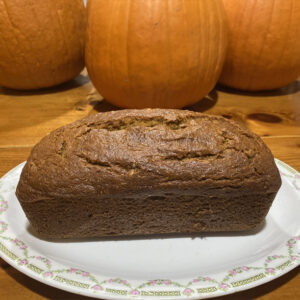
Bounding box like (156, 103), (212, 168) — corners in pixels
(0, 159), (299, 300)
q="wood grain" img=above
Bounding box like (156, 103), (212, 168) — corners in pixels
(0, 71), (97, 146)
(0, 73), (299, 300)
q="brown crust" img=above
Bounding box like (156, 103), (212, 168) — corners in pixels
(16, 109), (281, 238)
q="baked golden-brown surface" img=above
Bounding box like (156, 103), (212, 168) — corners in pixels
(0, 74), (299, 299)
(16, 109), (281, 238)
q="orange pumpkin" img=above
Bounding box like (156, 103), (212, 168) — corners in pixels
(86, 0), (227, 108)
(220, 0), (300, 91)
(0, 0), (86, 90)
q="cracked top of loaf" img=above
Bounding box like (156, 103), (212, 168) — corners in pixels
(16, 109), (281, 202)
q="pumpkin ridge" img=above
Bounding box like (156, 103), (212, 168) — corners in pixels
(239, 0), (257, 90)
(214, 0), (227, 85)
(275, 0), (294, 84)
(192, 0), (202, 104)
(51, 1), (70, 81)
(125, 0), (131, 102)
(2, 0), (32, 87)
(219, 0), (300, 91)
(86, 0), (227, 108)
(0, 0), (85, 90)
(165, 0), (171, 107)
(248, 0), (276, 90)
(33, 0), (56, 87)
(202, 0), (212, 90)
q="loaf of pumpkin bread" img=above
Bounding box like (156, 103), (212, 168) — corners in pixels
(16, 109), (281, 239)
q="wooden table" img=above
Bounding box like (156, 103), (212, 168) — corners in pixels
(0, 72), (299, 299)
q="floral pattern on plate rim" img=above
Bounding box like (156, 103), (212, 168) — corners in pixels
(0, 159), (299, 299)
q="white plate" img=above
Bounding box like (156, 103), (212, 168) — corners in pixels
(0, 159), (299, 300)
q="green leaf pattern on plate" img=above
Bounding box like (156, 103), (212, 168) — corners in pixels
(0, 160), (299, 298)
